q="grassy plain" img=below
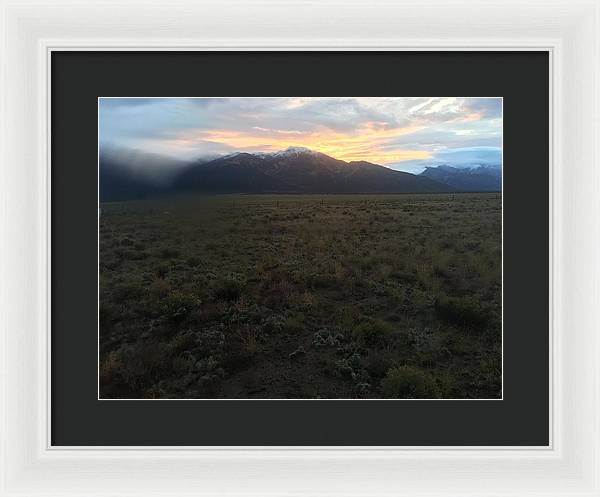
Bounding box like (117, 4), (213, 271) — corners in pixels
(99, 193), (502, 399)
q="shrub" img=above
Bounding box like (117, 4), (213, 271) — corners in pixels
(149, 277), (171, 299)
(365, 351), (395, 379)
(195, 326), (226, 355)
(298, 291), (316, 309)
(161, 291), (201, 322)
(313, 329), (344, 348)
(389, 270), (418, 284)
(155, 263), (169, 278)
(336, 353), (369, 384)
(100, 341), (172, 394)
(238, 329), (259, 356)
(99, 302), (117, 328)
(171, 355), (195, 375)
(352, 318), (392, 347)
(308, 272), (338, 289)
(261, 278), (295, 308)
(434, 296), (489, 329)
(187, 255), (201, 267)
(221, 327), (259, 370)
(214, 273), (246, 301)
(159, 247), (180, 259)
(463, 240), (481, 252)
(262, 314), (286, 334)
(284, 314), (305, 333)
(112, 282), (143, 302)
(99, 350), (121, 385)
(381, 366), (440, 399)
(168, 330), (197, 353)
(120, 237), (135, 246)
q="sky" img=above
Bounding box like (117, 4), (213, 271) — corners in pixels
(99, 97), (502, 173)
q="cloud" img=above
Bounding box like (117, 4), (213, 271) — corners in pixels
(388, 146), (502, 173)
(99, 97), (502, 167)
(435, 146), (502, 164)
(463, 98), (503, 119)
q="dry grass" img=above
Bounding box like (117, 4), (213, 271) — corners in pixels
(99, 193), (501, 399)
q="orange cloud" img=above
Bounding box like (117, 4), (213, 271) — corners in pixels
(159, 122), (431, 165)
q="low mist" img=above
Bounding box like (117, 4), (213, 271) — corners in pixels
(100, 147), (193, 187)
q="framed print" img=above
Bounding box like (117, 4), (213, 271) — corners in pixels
(53, 51), (545, 446)
(1, 1), (599, 496)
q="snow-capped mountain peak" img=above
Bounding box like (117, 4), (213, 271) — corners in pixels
(270, 146), (322, 158)
(223, 147), (321, 160)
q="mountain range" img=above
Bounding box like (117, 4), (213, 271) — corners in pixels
(420, 164), (502, 192)
(100, 147), (501, 201)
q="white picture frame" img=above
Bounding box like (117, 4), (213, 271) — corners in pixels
(1, 0), (598, 495)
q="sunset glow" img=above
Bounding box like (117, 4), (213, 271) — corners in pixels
(99, 97), (502, 172)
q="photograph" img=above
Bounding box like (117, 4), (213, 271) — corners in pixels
(98, 96), (502, 400)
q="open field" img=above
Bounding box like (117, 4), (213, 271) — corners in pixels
(99, 193), (502, 399)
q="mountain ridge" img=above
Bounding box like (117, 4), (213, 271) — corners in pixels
(174, 148), (449, 195)
(419, 163), (501, 192)
(100, 147), (501, 201)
